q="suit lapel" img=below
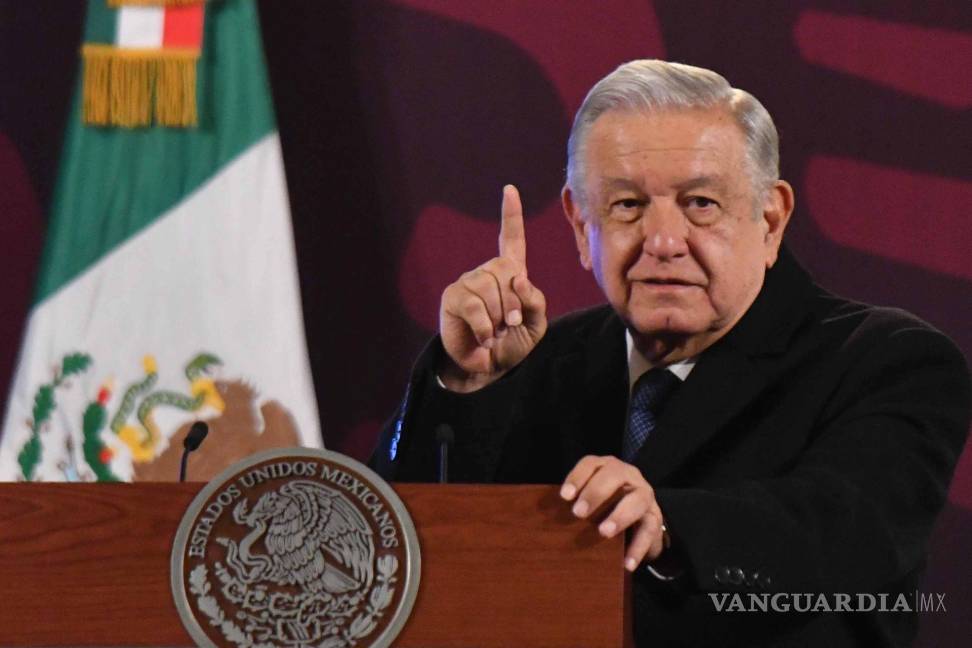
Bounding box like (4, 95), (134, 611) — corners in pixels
(553, 311), (629, 466)
(636, 342), (766, 483)
(581, 315), (629, 458)
(635, 247), (818, 483)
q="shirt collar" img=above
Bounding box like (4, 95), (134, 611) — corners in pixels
(625, 330), (696, 394)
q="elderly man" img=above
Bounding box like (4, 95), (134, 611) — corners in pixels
(370, 60), (970, 647)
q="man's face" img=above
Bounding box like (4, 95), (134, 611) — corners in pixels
(563, 108), (792, 361)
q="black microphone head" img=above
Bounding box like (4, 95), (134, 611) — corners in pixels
(434, 423), (454, 446)
(183, 421), (209, 451)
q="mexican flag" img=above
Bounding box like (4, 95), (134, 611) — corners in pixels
(0, 0), (321, 482)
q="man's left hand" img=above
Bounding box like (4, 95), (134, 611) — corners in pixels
(560, 455), (666, 572)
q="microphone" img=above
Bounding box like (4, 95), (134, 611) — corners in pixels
(435, 423), (454, 484)
(179, 421), (209, 482)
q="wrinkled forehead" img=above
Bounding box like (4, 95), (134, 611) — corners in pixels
(582, 108), (751, 186)
(599, 172), (733, 195)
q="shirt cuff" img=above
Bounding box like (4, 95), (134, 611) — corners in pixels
(644, 563), (681, 581)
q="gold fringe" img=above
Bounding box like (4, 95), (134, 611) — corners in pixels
(82, 46), (112, 125)
(81, 44), (199, 128)
(107, 0), (205, 6)
(156, 55), (197, 126)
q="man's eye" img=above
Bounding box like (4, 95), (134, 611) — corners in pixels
(608, 199), (644, 223)
(687, 196), (718, 209)
(683, 196), (723, 224)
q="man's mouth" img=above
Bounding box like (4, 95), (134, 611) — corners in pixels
(640, 278), (699, 286)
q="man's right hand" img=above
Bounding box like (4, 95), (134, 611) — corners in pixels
(439, 185), (548, 393)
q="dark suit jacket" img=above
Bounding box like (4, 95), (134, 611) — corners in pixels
(370, 248), (970, 647)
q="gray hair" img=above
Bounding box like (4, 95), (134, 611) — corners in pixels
(566, 60), (779, 204)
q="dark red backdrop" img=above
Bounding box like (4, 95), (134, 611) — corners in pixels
(1, 1), (969, 644)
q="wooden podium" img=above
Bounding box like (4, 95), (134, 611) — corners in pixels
(0, 483), (629, 647)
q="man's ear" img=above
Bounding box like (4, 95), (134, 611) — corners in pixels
(761, 179), (794, 268)
(562, 184), (593, 270)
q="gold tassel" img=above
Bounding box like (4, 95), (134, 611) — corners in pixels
(81, 45), (199, 128)
(112, 54), (153, 127)
(107, 0), (205, 6)
(82, 46), (112, 125)
(155, 53), (197, 126)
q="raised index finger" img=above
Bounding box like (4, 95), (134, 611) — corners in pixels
(498, 184), (527, 268)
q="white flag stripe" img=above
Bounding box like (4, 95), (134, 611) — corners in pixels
(0, 133), (320, 481)
(116, 6), (165, 49)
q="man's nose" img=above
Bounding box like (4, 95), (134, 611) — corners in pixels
(641, 200), (689, 260)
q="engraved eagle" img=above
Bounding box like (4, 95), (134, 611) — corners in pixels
(225, 480), (375, 594)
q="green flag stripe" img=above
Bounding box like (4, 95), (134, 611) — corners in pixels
(36, 0), (276, 304)
(83, 0), (116, 45)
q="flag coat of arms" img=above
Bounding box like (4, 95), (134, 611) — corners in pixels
(0, 0), (321, 482)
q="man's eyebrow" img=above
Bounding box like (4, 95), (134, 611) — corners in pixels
(600, 177), (643, 191)
(674, 175), (728, 192)
(598, 175), (730, 193)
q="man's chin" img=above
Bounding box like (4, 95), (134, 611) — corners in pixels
(622, 310), (714, 356)
(625, 311), (706, 339)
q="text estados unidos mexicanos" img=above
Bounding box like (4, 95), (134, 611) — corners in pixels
(187, 461), (400, 558)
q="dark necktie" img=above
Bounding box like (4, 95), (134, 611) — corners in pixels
(622, 368), (681, 463)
